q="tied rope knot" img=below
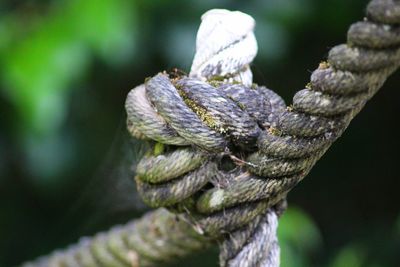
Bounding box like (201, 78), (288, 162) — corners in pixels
(126, 1), (400, 265)
(126, 9), (291, 238)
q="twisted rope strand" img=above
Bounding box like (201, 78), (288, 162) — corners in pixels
(22, 209), (210, 267)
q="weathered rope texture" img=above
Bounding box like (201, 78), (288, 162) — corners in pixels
(22, 209), (209, 267)
(127, 0), (400, 266)
(22, 0), (400, 266)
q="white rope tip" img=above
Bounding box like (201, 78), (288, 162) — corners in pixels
(200, 9), (256, 37)
(190, 9), (258, 87)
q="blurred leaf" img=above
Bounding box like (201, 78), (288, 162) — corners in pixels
(1, 0), (137, 137)
(278, 207), (322, 267)
(3, 34), (88, 135)
(280, 243), (307, 267)
(328, 245), (365, 267)
(69, 0), (137, 65)
(278, 206), (322, 253)
(0, 0), (137, 183)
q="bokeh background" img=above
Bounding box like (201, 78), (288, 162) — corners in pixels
(1, 0), (399, 266)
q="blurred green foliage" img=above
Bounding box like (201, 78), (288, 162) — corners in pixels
(0, 0), (137, 187)
(328, 245), (365, 267)
(0, 0), (399, 267)
(1, 0), (136, 137)
(279, 207), (322, 267)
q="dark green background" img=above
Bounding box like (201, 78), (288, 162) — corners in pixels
(0, 0), (399, 266)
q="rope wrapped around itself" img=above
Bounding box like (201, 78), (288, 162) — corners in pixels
(126, 1), (400, 266)
(21, 0), (400, 266)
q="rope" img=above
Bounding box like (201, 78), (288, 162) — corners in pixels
(127, 0), (400, 265)
(22, 0), (400, 266)
(22, 209), (210, 267)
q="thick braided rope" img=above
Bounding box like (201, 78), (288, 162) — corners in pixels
(21, 1), (400, 266)
(127, 0), (400, 266)
(22, 209), (210, 267)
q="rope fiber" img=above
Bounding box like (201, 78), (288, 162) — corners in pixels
(22, 0), (400, 266)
